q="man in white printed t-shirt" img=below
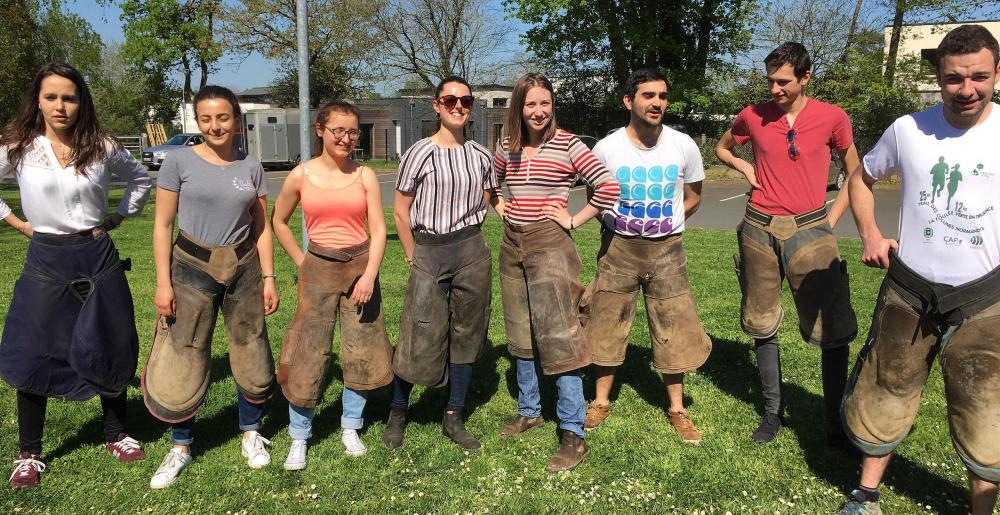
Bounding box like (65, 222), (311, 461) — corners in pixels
(838, 25), (1000, 515)
(579, 69), (712, 443)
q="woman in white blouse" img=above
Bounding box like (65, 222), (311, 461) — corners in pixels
(0, 63), (152, 489)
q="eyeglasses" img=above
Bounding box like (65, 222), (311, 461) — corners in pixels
(786, 129), (799, 161)
(436, 95), (475, 109)
(324, 126), (361, 139)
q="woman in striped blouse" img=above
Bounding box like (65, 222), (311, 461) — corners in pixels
(386, 75), (500, 452)
(493, 72), (620, 473)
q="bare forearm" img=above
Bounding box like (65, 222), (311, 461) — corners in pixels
(364, 227), (387, 278)
(255, 224), (276, 276)
(849, 173), (881, 241)
(4, 213), (30, 235)
(571, 204), (602, 227)
(393, 210), (415, 260)
(153, 223), (174, 286)
(273, 221), (303, 266)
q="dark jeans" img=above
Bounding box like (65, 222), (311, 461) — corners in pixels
(17, 390), (128, 455)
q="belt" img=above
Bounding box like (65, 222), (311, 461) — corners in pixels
(413, 225), (481, 245)
(887, 251), (1000, 325)
(601, 224), (677, 242)
(175, 232), (255, 263)
(307, 239), (370, 262)
(745, 205), (827, 228)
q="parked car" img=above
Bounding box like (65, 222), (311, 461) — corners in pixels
(141, 133), (204, 170)
(828, 151), (847, 191)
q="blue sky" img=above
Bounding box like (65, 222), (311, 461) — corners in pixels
(74, 2), (280, 93)
(71, 1), (998, 94)
(71, 0), (526, 95)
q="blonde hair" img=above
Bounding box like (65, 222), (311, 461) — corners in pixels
(506, 73), (558, 153)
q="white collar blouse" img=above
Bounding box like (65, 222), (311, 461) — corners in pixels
(0, 135), (152, 235)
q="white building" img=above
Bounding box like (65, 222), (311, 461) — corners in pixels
(883, 20), (1000, 102)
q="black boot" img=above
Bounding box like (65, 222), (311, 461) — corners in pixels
(382, 407), (406, 450)
(442, 408), (481, 451)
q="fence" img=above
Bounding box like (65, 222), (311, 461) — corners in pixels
(116, 135), (144, 159)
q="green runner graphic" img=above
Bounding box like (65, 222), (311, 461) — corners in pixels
(947, 164), (963, 210)
(930, 156), (948, 202)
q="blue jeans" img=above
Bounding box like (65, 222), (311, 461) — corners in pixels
(171, 391), (263, 445)
(515, 358), (585, 438)
(287, 388), (368, 440)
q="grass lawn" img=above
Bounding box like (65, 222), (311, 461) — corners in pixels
(0, 185), (973, 513)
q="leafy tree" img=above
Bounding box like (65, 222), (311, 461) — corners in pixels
(116, 0), (223, 97)
(0, 0), (104, 123)
(506, 0), (758, 129)
(90, 42), (181, 134)
(0, 0), (40, 124)
(374, 0), (514, 90)
(223, 0), (382, 106)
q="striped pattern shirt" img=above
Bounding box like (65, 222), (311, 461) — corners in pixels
(396, 138), (499, 234)
(493, 129), (620, 225)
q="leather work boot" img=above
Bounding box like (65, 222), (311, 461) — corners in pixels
(442, 409), (481, 451)
(382, 407), (407, 450)
(497, 415), (544, 437)
(584, 402), (611, 430)
(544, 431), (590, 473)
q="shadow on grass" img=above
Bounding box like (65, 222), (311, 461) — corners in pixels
(45, 353), (242, 461)
(700, 336), (969, 513)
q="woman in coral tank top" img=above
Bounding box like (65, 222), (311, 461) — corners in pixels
(271, 101), (393, 470)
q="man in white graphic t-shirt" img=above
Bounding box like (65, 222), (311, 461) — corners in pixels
(579, 68), (712, 443)
(838, 24), (1000, 515)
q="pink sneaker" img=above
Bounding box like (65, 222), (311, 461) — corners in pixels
(106, 434), (145, 462)
(10, 452), (45, 489)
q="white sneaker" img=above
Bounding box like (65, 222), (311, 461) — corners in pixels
(240, 431), (271, 469)
(283, 439), (308, 471)
(342, 429), (367, 457)
(149, 448), (192, 489)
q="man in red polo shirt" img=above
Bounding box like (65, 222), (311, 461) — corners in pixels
(716, 42), (861, 447)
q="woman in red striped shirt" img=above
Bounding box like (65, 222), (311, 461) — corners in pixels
(494, 72), (620, 473)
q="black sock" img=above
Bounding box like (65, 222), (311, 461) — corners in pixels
(16, 391), (47, 456)
(754, 336), (782, 415)
(822, 346), (849, 432)
(855, 485), (880, 503)
(101, 391), (129, 442)
(390, 376), (413, 410)
(446, 363), (473, 411)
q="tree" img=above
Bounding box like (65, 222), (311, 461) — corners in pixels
(223, 0), (383, 105)
(374, 0), (514, 90)
(90, 42), (181, 134)
(35, 0), (104, 78)
(116, 0), (223, 97)
(755, 0), (865, 77)
(0, 0), (41, 124)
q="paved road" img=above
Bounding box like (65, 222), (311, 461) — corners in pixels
(265, 170), (902, 240)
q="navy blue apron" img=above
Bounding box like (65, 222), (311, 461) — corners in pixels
(0, 232), (139, 400)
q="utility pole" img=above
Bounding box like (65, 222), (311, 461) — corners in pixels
(296, 0), (310, 246)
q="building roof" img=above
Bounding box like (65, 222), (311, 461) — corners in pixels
(237, 86), (273, 97)
(883, 19), (1000, 28)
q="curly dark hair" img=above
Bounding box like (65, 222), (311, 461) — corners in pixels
(0, 63), (120, 174)
(936, 24), (1000, 72)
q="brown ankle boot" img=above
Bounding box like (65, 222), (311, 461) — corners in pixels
(442, 409), (481, 451)
(544, 431), (590, 473)
(382, 407), (406, 450)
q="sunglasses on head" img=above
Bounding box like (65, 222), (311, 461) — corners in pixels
(786, 129), (799, 161)
(437, 95), (475, 109)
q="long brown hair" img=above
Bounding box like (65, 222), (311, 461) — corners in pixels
(0, 63), (120, 173)
(505, 72), (558, 153)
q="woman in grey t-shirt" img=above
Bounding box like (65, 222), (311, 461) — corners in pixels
(142, 86), (279, 489)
